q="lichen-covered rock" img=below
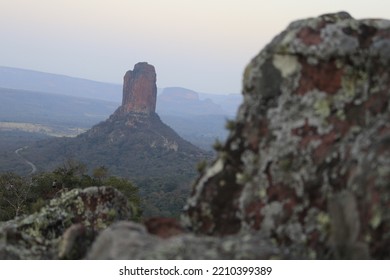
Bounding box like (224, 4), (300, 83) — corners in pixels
(86, 221), (282, 259)
(183, 12), (390, 259)
(0, 186), (131, 259)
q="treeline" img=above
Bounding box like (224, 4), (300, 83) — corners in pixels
(0, 160), (141, 222)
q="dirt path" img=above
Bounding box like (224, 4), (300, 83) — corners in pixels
(15, 146), (37, 176)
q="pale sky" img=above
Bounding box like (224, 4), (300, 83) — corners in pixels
(1, 0), (389, 95)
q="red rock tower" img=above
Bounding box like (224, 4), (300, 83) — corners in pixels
(121, 62), (157, 114)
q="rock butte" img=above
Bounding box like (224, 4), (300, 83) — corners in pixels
(119, 62), (157, 115)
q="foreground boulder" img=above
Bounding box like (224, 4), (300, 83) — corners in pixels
(0, 186), (131, 259)
(183, 12), (390, 259)
(86, 221), (282, 259)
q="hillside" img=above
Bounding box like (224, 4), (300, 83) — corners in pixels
(20, 63), (211, 216)
(23, 112), (207, 182)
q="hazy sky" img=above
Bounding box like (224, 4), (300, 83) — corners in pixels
(1, 0), (389, 94)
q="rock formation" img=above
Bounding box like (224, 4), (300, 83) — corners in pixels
(0, 186), (131, 259)
(119, 62), (157, 114)
(182, 12), (390, 259)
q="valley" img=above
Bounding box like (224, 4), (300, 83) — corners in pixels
(15, 146), (37, 175)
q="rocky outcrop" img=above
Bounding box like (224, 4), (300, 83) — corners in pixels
(183, 12), (390, 259)
(119, 62), (157, 114)
(86, 221), (282, 259)
(0, 186), (131, 259)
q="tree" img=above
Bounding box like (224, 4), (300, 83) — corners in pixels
(104, 176), (141, 220)
(0, 173), (31, 218)
(52, 159), (88, 188)
(0, 164), (143, 221)
(93, 166), (109, 186)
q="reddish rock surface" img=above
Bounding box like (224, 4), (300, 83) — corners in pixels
(144, 217), (185, 239)
(120, 62), (157, 114)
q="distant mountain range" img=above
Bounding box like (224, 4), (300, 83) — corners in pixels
(158, 87), (241, 116)
(0, 87), (117, 129)
(0, 66), (122, 102)
(0, 66), (242, 150)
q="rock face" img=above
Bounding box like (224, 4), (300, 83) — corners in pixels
(0, 186), (131, 259)
(120, 62), (157, 114)
(183, 12), (390, 259)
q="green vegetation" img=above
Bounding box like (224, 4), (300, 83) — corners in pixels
(0, 107), (214, 219)
(0, 162), (141, 222)
(0, 173), (31, 219)
(0, 129), (203, 218)
(11, 113), (211, 218)
(0, 131), (49, 175)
